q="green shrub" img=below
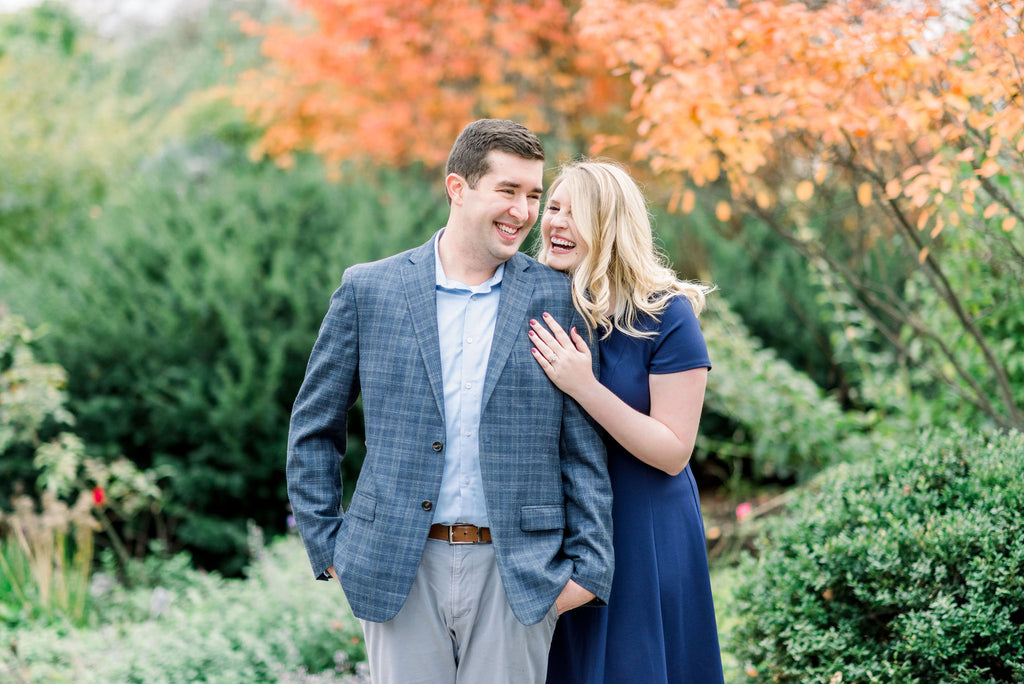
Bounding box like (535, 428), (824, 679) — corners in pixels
(698, 299), (877, 483)
(2, 144), (446, 573)
(0, 533), (367, 683)
(0, 3), (157, 259)
(732, 427), (1024, 682)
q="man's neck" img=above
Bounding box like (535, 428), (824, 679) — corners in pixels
(437, 231), (502, 286)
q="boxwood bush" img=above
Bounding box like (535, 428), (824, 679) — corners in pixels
(732, 426), (1024, 682)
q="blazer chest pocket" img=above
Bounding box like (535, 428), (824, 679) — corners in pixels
(346, 490), (376, 522)
(505, 349), (559, 399)
(520, 504), (565, 532)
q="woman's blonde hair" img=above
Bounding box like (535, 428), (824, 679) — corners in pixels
(537, 159), (713, 339)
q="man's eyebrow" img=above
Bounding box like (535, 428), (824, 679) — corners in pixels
(495, 180), (544, 195)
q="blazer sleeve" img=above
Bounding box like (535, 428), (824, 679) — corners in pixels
(558, 307), (615, 603)
(286, 273), (361, 580)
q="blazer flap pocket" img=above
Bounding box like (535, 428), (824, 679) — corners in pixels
(346, 490), (376, 522)
(520, 504), (565, 532)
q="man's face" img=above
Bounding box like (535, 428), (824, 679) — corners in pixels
(450, 150), (544, 270)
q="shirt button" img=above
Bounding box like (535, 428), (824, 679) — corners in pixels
(464, 382), (471, 389)
(421, 500), (433, 511)
(432, 441), (443, 452)
(466, 337), (473, 343)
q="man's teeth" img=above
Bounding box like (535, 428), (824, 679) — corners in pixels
(497, 223), (520, 236)
(551, 238), (575, 249)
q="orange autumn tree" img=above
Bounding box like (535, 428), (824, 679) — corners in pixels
(579, 0), (1024, 429)
(232, 0), (626, 172)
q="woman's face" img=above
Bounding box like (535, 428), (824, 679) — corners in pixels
(541, 183), (589, 273)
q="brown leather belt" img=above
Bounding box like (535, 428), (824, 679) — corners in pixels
(428, 523), (492, 544)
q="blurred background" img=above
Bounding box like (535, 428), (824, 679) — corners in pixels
(1, 0), (1022, 681)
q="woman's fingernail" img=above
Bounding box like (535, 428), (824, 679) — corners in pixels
(530, 319), (538, 326)
(528, 330), (536, 337)
(543, 312), (551, 319)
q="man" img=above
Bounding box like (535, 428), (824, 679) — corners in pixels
(286, 119), (613, 683)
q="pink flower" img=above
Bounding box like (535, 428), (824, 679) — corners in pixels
(735, 501), (753, 522)
(92, 486), (107, 507)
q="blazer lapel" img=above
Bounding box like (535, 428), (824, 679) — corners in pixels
(402, 238), (446, 421)
(482, 252), (535, 409)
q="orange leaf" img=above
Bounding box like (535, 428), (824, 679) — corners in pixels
(917, 209), (933, 231)
(955, 148), (975, 162)
(715, 201), (732, 222)
(856, 182), (872, 207)
(682, 190), (696, 215)
(978, 159), (1000, 178)
(886, 179), (902, 200)
(918, 247), (930, 264)
(903, 165), (923, 181)
(796, 181), (814, 202)
(1003, 216), (1018, 232)
(983, 203), (999, 219)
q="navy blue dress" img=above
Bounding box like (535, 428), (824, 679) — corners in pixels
(546, 296), (724, 684)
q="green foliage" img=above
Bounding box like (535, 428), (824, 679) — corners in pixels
(0, 1), (83, 59)
(0, 308), (74, 458)
(0, 533), (367, 683)
(698, 298), (877, 483)
(2, 143), (447, 573)
(732, 427), (1024, 682)
(907, 217), (1024, 426)
(0, 490), (98, 628)
(0, 0), (277, 261)
(0, 3), (157, 258)
(1, 308), (169, 628)
(655, 201), (841, 390)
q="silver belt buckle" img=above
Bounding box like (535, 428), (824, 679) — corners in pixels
(448, 525), (477, 544)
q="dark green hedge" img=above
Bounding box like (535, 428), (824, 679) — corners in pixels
(733, 427), (1024, 683)
(2, 142), (446, 572)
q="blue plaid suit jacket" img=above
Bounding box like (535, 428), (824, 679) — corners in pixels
(286, 237), (613, 625)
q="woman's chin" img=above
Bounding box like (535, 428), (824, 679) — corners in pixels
(547, 254), (579, 274)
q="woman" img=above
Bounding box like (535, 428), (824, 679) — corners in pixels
(529, 160), (724, 683)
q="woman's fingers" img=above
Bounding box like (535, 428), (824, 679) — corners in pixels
(529, 318), (562, 351)
(540, 312), (569, 342)
(570, 327), (591, 355)
(529, 326), (556, 360)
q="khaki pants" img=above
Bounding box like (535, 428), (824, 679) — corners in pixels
(359, 539), (559, 684)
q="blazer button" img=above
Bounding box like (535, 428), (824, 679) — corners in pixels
(421, 500), (433, 511)
(431, 441), (443, 452)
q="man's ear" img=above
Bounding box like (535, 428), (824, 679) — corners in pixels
(445, 173), (467, 206)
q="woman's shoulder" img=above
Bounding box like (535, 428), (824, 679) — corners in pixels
(649, 294), (710, 370)
(638, 292), (698, 330)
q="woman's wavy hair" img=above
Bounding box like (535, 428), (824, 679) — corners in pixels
(537, 159), (713, 339)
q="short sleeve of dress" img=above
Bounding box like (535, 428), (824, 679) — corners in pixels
(649, 295), (711, 374)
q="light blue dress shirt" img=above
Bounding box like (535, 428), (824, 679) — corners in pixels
(432, 231), (503, 527)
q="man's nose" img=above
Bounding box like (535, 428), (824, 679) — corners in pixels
(509, 194), (528, 220)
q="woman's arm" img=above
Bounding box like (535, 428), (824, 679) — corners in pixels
(529, 313), (707, 476)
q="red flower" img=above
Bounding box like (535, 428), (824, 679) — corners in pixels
(92, 486), (106, 507)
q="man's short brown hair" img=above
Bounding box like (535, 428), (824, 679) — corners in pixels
(444, 119), (545, 204)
